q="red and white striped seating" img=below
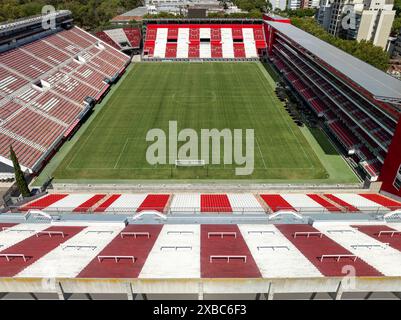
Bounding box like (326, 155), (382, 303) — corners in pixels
(143, 24), (266, 60)
(1, 221), (401, 279)
(123, 28), (141, 48)
(20, 192), (400, 215)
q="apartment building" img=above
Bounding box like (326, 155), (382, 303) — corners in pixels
(316, 0), (395, 48)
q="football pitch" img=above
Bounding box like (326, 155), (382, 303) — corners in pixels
(53, 62), (358, 182)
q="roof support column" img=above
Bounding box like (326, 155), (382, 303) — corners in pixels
(126, 283), (136, 301)
(364, 292), (373, 300)
(309, 292), (317, 300)
(263, 282), (274, 300)
(0, 293), (7, 300)
(30, 293), (39, 300)
(329, 281), (344, 300)
(56, 282), (68, 300)
(198, 282), (204, 300)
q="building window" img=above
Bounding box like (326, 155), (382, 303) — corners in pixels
(394, 164), (401, 191)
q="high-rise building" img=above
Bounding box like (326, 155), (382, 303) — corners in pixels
(301, 0), (320, 8)
(284, 0), (319, 9)
(316, 0), (395, 49)
(287, 0), (302, 10)
(270, 0), (287, 11)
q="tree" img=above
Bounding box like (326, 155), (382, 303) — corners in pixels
(395, 0), (401, 17)
(10, 145), (30, 198)
(232, 0), (269, 12)
(266, 1), (272, 12)
(392, 17), (401, 34)
(291, 17), (389, 71)
(0, 0), (142, 30)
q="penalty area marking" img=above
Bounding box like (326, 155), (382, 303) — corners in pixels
(114, 138), (131, 169)
(255, 135), (268, 170)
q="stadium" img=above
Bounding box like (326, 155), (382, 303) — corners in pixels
(0, 9), (400, 300)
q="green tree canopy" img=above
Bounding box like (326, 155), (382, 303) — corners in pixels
(10, 145), (30, 198)
(0, 0), (142, 29)
(291, 17), (389, 71)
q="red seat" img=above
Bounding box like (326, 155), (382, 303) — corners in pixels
(188, 44), (200, 58)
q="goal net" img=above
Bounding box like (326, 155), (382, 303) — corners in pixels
(175, 159), (206, 167)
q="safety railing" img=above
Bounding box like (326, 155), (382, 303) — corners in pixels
(4, 205), (401, 216)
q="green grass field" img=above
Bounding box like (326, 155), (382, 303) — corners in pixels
(53, 62), (358, 182)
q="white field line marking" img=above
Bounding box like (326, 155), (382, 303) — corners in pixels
(255, 135), (268, 170)
(114, 138), (130, 169)
(66, 66), (141, 170)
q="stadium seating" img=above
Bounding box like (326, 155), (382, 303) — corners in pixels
(0, 26), (130, 171)
(21, 192), (399, 214)
(94, 31), (120, 49)
(271, 38), (395, 182)
(78, 225), (163, 278)
(201, 225), (260, 278)
(95, 28), (141, 50)
(276, 224), (381, 276)
(143, 24), (266, 59)
(3, 109), (66, 148)
(123, 28), (141, 48)
(0, 69), (29, 95)
(211, 44), (223, 58)
(104, 29), (130, 47)
(176, 28), (189, 58)
(2, 221), (401, 280)
(361, 161), (381, 180)
(167, 27), (179, 39)
(0, 224), (85, 277)
(0, 49), (53, 79)
(233, 43), (246, 58)
(165, 43), (178, 58)
(328, 121), (358, 153)
(137, 194), (170, 213)
(201, 194), (232, 213)
(20, 194), (68, 210)
(309, 98), (325, 116)
(188, 44), (200, 58)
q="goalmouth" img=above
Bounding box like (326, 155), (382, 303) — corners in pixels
(175, 159), (206, 167)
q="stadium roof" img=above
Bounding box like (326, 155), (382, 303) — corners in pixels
(120, 6), (148, 17)
(266, 21), (401, 102)
(112, 6), (148, 21)
(0, 10), (71, 32)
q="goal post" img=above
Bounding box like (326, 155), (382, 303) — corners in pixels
(175, 159), (206, 167)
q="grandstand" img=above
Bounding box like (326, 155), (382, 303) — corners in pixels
(264, 15), (401, 189)
(17, 191), (401, 214)
(0, 11), (130, 173)
(0, 217), (401, 299)
(95, 27), (141, 53)
(142, 20), (267, 60)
